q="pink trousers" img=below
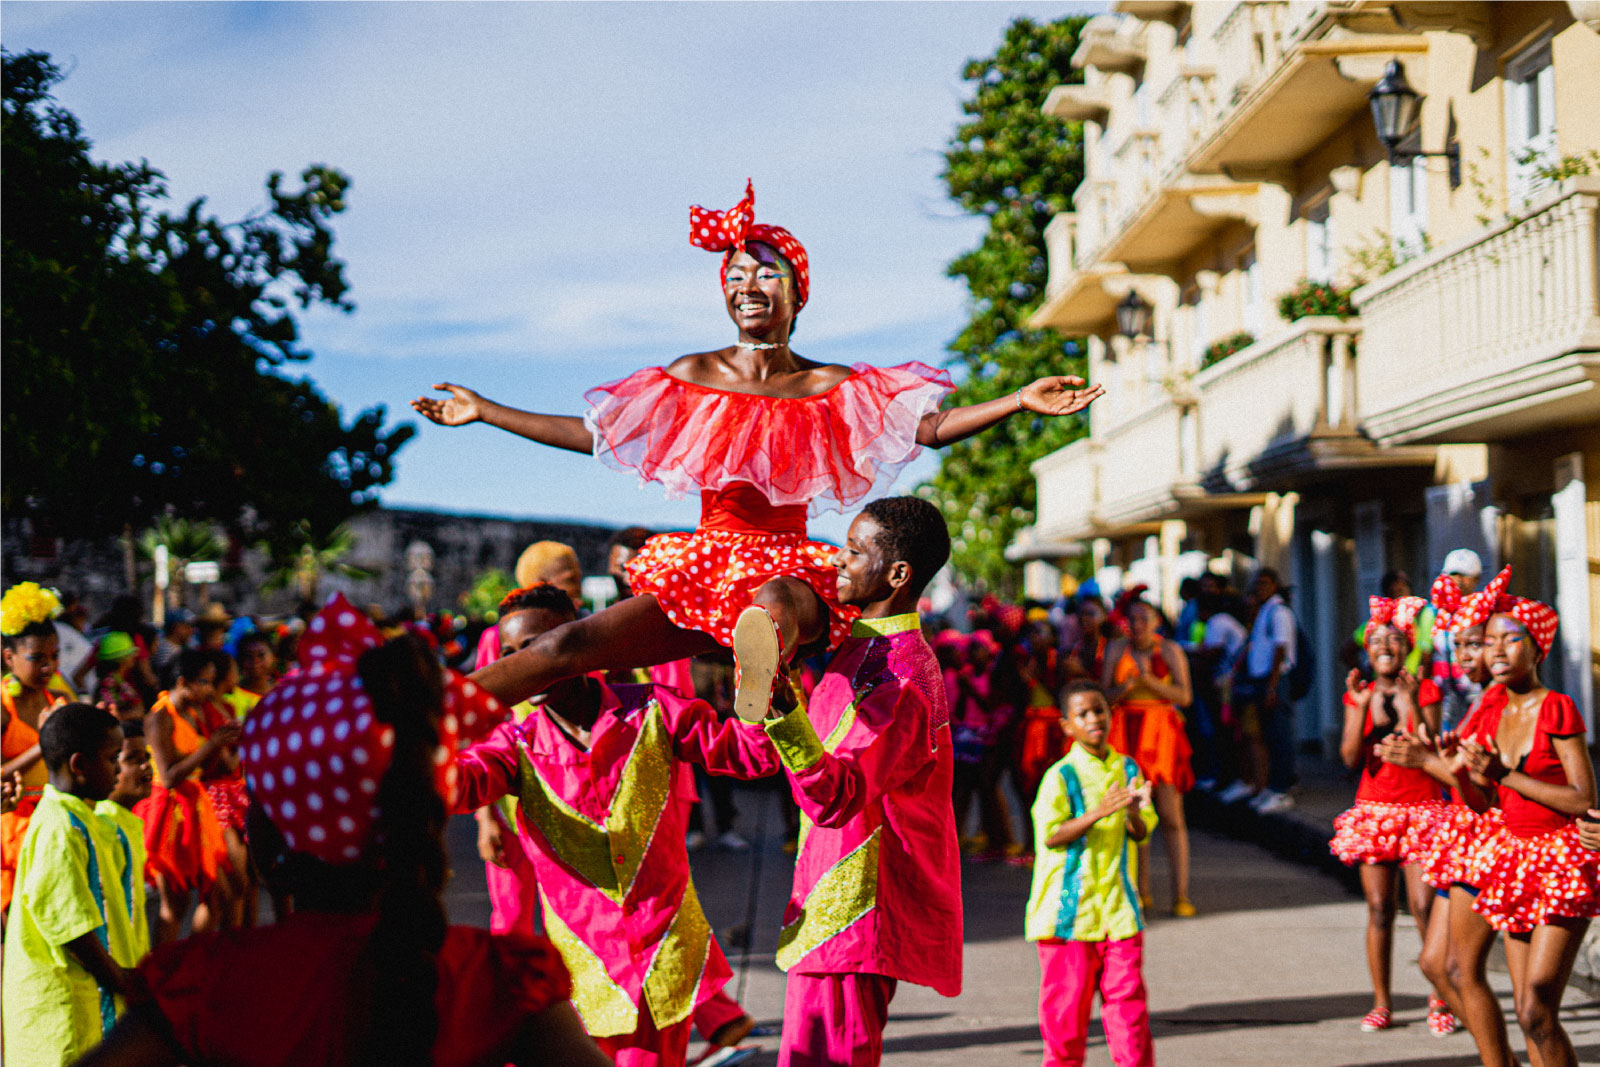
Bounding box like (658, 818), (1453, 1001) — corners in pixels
(1037, 936), (1153, 1067)
(693, 988), (748, 1043)
(778, 971), (898, 1067)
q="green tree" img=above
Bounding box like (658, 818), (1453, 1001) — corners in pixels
(136, 516), (227, 609)
(264, 522), (375, 604)
(925, 16), (1090, 593)
(2, 50), (413, 562)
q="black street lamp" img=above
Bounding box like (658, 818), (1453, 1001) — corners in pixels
(1367, 59), (1460, 187)
(1115, 289), (1153, 340)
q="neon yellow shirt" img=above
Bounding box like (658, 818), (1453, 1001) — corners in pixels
(1025, 744), (1157, 943)
(223, 688), (262, 720)
(2, 786), (143, 1066)
(94, 800), (151, 965)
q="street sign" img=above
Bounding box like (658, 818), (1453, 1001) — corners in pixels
(184, 561), (221, 584)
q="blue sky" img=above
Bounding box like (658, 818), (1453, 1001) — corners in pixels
(5, 1), (1100, 543)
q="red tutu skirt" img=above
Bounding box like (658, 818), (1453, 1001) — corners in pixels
(1465, 821), (1600, 933)
(1017, 705), (1068, 795)
(136, 779), (229, 893)
(205, 775), (250, 835)
(1417, 805), (1504, 890)
(1330, 799), (1446, 867)
(1108, 699), (1194, 791)
(626, 526), (855, 650)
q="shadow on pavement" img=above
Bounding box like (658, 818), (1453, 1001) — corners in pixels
(880, 1023), (1045, 1054)
(1151, 992), (1428, 1035)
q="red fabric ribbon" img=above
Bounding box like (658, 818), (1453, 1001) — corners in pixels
(689, 180), (810, 308)
(1429, 571), (1464, 632)
(1441, 565), (1560, 658)
(242, 594), (507, 865)
(1367, 595), (1427, 643)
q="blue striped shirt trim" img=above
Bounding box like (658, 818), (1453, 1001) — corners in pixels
(1052, 763), (1087, 939)
(66, 812), (118, 1036)
(1119, 756), (1145, 932)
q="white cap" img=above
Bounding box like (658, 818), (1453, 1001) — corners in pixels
(1442, 548), (1484, 577)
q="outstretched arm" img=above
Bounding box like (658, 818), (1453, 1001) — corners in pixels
(917, 375), (1104, 448)
(411, 383), (594, 455)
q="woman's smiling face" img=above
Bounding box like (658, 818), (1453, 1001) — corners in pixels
(724, 242), (797, 336)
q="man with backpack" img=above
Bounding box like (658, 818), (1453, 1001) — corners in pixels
(1216, 568), (1302, 814)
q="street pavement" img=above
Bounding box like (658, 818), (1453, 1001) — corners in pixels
(444, 783), (1600, 1065)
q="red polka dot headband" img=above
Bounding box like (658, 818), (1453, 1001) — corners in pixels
(1435, 565), (1560, 658)
(1367, 595), (1428, 644)
(241, 594), (507, 865)
(689, 180), (809, 309)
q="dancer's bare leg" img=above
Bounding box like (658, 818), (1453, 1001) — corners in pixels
(1359, 862), (1398, 1013)
(472, 594), (720, 705)
(1512, 918), (1588, 1067)
(1448, 886), (1514, 1067)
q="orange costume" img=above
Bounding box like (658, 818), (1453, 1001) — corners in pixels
(1108, 645), (1195, 792)
(1, 674), (74, 910)
(134, 695), (228, 893)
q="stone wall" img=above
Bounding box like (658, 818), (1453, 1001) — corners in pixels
(1, 507), (623, 621)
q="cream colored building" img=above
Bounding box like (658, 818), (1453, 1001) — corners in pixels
(1021, 1), (1600, 751)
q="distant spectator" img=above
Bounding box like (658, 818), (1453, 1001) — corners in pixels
(93, 633), (146, 720)
(194, 603), (232, 652)
(1218, 568), (1298, 813)
(150, 610), (194, 689)
(515, 541), (583, 609)
(53, 593), (95, 693)
(1190, 579), (1247, 791)
(1431, 549), (1485, 730)
(1064, 595), (1111, 683)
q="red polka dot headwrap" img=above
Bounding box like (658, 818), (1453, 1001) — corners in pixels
(1367, 595), (1427, 644)
(1435, 565), (1560, 659)
(241, 594), (508, 865)
(689, 179), (809, 308)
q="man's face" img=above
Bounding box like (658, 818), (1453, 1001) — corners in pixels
(240, 641), (275, 678)
(832, 515), (899, 609)
(608, 544), (637, 596)
(1251, 573), (1278, 603)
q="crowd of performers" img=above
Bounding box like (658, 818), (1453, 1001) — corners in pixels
(1, 177), (1597, 1067)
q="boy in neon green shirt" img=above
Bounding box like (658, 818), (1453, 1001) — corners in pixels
(95, 716), (154, 964)
(2, 702), (142, 1067)
(1026, 680), (1156, 1067)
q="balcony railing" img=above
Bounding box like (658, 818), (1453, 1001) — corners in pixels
(1191, 317), (1359, 488)
(1354, 177), (1600, 445)
(1093, 400), (1190, 526)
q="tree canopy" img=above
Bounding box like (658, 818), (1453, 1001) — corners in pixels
(2, 50), (412, 562)
(924, 16), (1090, 594)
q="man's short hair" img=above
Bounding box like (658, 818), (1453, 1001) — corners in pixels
(607, 526), (654, 555)
(1059, 679), (1108, 708)
(498, 583), (580, 621)
(859, 497), (950, 598)
(40, 703), (118, 772)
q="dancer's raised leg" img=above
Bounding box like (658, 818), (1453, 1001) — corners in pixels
(471, 593), (719, 705)
(732, 577), (830, 723)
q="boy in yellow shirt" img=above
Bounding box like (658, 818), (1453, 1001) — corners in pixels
(1026, 680), (1156, 1067)
(2, 702), (143, 1067)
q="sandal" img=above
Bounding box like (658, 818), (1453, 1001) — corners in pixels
(1360, 1007), (1393, 1032)
(732, 605), (784, 724)
(1171, 898), (1197, 918)
(1426, 999), (1458, 1037)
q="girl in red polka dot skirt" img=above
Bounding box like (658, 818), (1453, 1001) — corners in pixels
(413, 180), (1102, 721)
(1376, 569), (1507, 1056)
(1330, 595), (1450, 1034)
(1458, 576), (1598, 1067)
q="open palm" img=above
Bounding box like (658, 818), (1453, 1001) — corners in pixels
(1020, 375), (1105, 417)
(411, 383), (483, 427)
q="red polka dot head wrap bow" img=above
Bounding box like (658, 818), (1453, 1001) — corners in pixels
(1367, 595), (1428, 644)
(689, 180), (809, 309)
(1436, 565), (1560, 659)
(241, 594), (508, 865)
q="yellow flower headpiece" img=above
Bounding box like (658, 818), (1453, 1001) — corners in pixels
(1, 582), (64, 637)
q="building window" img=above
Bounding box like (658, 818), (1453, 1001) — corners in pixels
(1305, 198), (1333, 284)
(1389, 130), (1428, 261)
(1506, 36), (1556, 206)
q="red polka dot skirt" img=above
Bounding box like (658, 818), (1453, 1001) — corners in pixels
(1417, 804), (1503, 890)
(625, 528), (856, 650)
(1330, 798), (1447, 867)
(1465, 821), (1600, 933)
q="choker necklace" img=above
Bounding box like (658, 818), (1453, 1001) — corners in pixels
(737, 340), (786, 350)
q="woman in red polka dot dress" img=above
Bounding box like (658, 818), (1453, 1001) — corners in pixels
(1329, 595), (1451, 1034)
(1458, 585), (1598, 1067)
(413, 181), (1102, 719)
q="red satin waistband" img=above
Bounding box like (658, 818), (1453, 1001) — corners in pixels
(700, 485), (807, 536)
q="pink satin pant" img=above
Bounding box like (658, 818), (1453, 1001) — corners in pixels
(1037, 935), (1153, 1067)
(778, 971), (898, 1067)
